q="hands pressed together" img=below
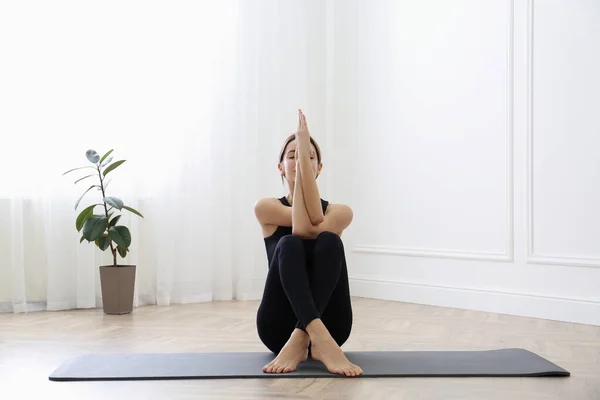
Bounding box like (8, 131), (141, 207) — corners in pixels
(294, 109), (310, 163)
(296, 109), (310, 141)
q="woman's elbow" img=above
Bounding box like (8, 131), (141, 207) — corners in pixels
(310, 216), (325, 226)
(291, 228), (305, 237)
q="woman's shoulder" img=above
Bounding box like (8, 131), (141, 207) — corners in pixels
(254, 196), (286, 210)
(255, 196), (284, 204)
(253, 197), (292, 229)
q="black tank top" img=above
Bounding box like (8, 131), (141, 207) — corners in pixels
(263, 196), (329, 266)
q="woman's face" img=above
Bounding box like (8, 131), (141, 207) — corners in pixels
(279, 139), (321, 184)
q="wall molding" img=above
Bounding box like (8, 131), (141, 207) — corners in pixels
(527, 254), (600, 268)
(349, 276), (600, 326)
(352, 245), (512, 262)
(525, 0), (600, 268)
(352, 0), (515, 264)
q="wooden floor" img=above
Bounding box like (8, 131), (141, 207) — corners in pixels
(0, 297), (598, 400)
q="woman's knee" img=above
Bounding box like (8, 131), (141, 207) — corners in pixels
(276, 234), (303, 254)
(315, 231), (343, 254)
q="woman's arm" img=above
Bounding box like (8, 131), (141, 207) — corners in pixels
(296, 111), (324, 225)
(254, 197), (292, 227)
(304, 203), (353, 238)
(291, 165), (315, 237)
(292, 160), (354, 239)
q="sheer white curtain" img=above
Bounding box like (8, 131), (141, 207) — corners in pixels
(0, 0), (335, 313)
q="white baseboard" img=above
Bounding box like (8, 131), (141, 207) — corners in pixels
(349, 276), (600, 326)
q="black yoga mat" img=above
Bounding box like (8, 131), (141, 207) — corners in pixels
(48, 348), (569, 381)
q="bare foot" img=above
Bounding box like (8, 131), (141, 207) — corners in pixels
(263, 329), (310, 373)
(307, 320), (363, 377)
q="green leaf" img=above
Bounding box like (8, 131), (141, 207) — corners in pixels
(109, 226), (131, 248)
(75, 204), (99, 232)
(74, 174), (96, 185)
(122, 205), (144, 218)
(109, 215), (121, 227)
(99, 149), (114, 165)
(80, 235), (86, 243)
(104, 196), (123, 210)
(75, 185), (100, 210)
(86, 149), (100, 164)
(95, 234), (111, 251)
(103, 160), (126, 177)
(82, 216), (108, 242)
(117, 245), (128, 258)
(63, 166), (96, 176)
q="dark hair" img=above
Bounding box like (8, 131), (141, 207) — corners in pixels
(278, 134), (322, 164)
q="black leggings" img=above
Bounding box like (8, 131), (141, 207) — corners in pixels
(256, 231), (353, 354)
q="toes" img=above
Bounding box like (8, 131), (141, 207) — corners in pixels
(263, 362), (299, 374)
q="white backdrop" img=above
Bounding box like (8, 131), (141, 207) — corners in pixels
(1, 0), (598, 327)
(332, 0), (600, 326)
(0, 0), (336, 312)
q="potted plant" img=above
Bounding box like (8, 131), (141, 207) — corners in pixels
(63, 149), (144, 314)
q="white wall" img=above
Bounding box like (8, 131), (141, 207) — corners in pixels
(332, 0), (600, 326)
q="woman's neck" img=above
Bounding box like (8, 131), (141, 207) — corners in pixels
(286, 184), (294, 205)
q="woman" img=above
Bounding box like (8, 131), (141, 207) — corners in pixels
(254, 110), (363, 377)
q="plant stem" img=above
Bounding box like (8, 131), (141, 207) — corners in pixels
(98, 164), (117, 265)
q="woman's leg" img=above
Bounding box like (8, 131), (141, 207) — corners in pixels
(276, 235), (321, 329)
(277, 232), (349, 331)
(304, 231), (362, 376)
(256, 235), (311, 373)
(260, 233), (349, 338)
(318, 256), (353, 347)
(256, 244), (299, 355)
(307, 231), (347, 321)
(256, 233), (360, 375)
